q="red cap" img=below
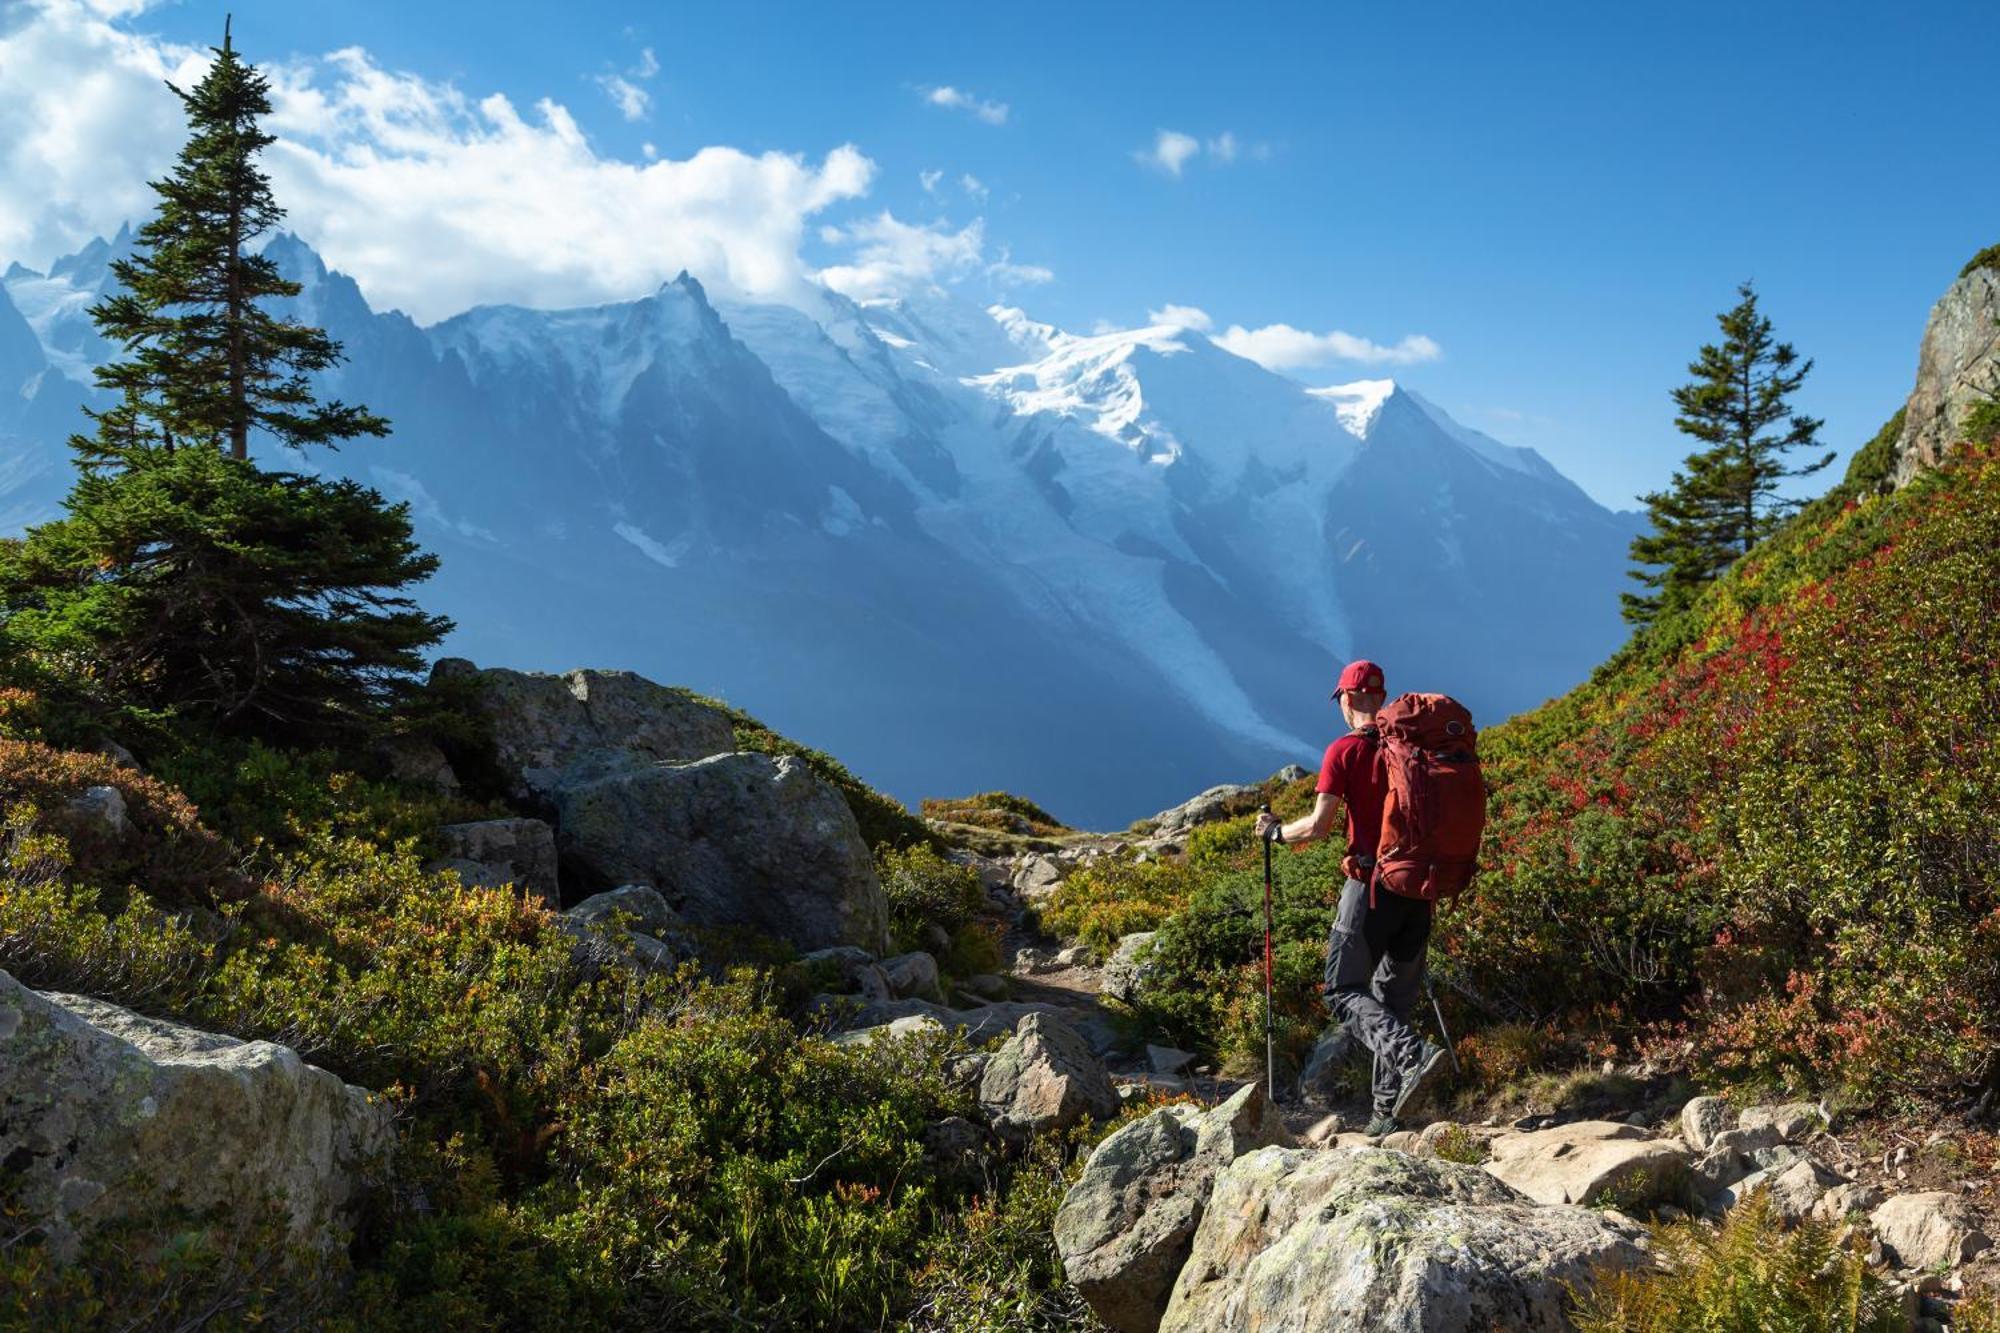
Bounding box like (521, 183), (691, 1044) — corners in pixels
(1332, 659), (1385, 699)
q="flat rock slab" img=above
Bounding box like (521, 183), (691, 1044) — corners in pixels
(1484, 1119), (1689, 1207)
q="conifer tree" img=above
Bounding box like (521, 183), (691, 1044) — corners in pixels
(1624, 282), (1833, 626)
(0, 22), (447, 740)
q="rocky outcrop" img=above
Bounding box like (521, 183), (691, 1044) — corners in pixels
(1894, 256), (2000, 485)
(1142, 783), (1259, 838)
(1160, 1146), (1650, 1333)
(433, 659), (736, 806)
(0, 971), (385, 1263)
(428, 816), (560, 904)
(1483, 1119), (1691, 1208)
(977, 1012), (1120, 1138)
(1056, 1083), (1291, 1333)
(562, 884), (692, 972)
(555, 751), (888, 953)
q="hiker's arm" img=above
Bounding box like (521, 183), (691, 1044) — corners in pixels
(1258, 793), (1341, 846)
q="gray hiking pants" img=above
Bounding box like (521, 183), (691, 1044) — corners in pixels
(1323, 876), (1432, 1115)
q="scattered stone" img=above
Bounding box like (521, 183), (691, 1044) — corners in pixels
(562, 885), (693, 973)
(979, 1013), (1120, 1138)
(429, 817), (560, 904)
(92, 737), (140, 769)
(1708, 1123), (1784, 1158)
(1811, 1181), (1887, 1223)
(0, 970), (386, 1263)
(1738, 1100), (1821, 1143)
(1101, 932), (1158, 1005)
(1161, 1146), (1650, 1333)
(880, 950), (944, 1002)
(963, 972), (1008, 1000)
(1484, 1120), (1690, 1208)
(555, 751), (888, 953)
(1764, 1157), (1845, 1222)
(1055, 1083), (1290, 1333)
(1870, 1192), (1993, 1271)
(1011, 853), (1066, 900)
(1692, 1144), (1749, 1192)
(1147, 1044), (1195, 1076)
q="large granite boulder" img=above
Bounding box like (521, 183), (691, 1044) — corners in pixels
(1484, 1119), (1690, 1207)
(1161, 1146), (1651, 1333)
(1870, 1191), (1993, 1271)
(1143, 783), (1261, 838)
(1056, 1083), (1291, 1333)
(433, 659), (735, 805)
(977, 1011), (1120, 1138)
(554, 751), (888, 953)
(428, 816), (560, 904)
(0, 971), (386, 1263)
(1893, 257), (2000, 485)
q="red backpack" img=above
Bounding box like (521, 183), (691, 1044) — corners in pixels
(1372, 693), (1486, 904)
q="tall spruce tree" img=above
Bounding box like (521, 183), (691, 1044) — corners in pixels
(1623, 282), (1834, 626)
(0, 22), (448, 740)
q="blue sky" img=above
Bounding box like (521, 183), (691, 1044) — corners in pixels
(9, 0), (1998, 508)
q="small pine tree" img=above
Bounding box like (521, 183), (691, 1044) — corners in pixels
(1624, 282), (1833, 626)
(0, 22), (447, 740)
(81, 18), (384, 467)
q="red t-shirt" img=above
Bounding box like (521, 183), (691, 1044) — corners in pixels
(1316, 729), (1387, 859)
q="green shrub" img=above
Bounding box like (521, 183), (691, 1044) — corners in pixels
(877, 842), (987, 952)
(1570, 1188), (1899, 1331)
(920, 791), (1069, 836)
(1961, 241), (2000, 278)
(1037, 854), (1204, 955)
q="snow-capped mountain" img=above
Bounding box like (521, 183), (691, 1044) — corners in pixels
(0, 233), (1641, 825)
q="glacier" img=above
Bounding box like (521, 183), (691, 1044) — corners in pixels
(0, 231), (1641, 826)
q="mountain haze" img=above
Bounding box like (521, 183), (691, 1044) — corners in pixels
(0, 231), (1641, 825)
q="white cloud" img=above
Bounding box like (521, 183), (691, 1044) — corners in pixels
(1206, 131), (1238, 162)
(986, 251), (1052, 287)
(818, 212), (986, 300)
(1147, 303), (1212, 330)
(959, 172), (987, 201)
(0, 3), (875, 321)
(922, 84), (1008, 125)
(595, 43), (659, 122)
(1213, 322), (1443, 369)
(596, 73), (648, 121)
(919, 168), (943, 195)
(1137, 129), (1201, 177)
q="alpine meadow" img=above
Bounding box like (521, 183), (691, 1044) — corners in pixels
(2, 7), (1999, 1333)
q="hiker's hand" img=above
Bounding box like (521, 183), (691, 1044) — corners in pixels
(1255, 812), (1281, 842)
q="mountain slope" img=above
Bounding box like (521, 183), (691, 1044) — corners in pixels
(1, 232), (1641, 825)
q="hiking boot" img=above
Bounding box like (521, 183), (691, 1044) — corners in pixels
(1296, 1023), (1361, 1102)
(1390, 1041), (1451, 1120)
(1364, 1113), (1400, 1137)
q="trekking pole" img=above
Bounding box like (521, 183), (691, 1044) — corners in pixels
(1424, 973), (1462, 1078)
(1259, 804), (1276, 1098)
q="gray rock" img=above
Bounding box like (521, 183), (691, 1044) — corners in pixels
(844, 997), (1122, 1053)
(1011, 853), (1066, 900)
(1101, 931), (1158, 1004)
(1484, 1120), (1690, 1207)
(1870, 1192), (1993, 1271)
(63, 785), (130, 839)
(830, 1014), (946, 1047)
(1764, 1157), (1844, 1222)
(435, 659), (735, 806)
(962, 972), (1008, 999)
(1812, 1180), (1887, 1223)
(0, 970), (386, 1263)
(555, 751), (888, 954)
(1692, 1144), (1749, 1192)
(1708, 1123), (1784, 1158)
(799, 945), (891, 999)
(569, 884), (682, 937)
(1161, 1146), (1651, 1333)
(1679, 1094), (1733, 1152)
(978, 1012), (1120, 1138)
(1056, 1083), (1291, 1333)
(881, 950), (944, 1002)
(429, 817), (560, 905)
(379, 735), (459, 793)
(1893, 261), (2000, 484)
(1738, 1100), (1821, 1143)
(1147, 1044), (1196, 1076)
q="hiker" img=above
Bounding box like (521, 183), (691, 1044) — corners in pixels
(1255, 659), (1451, 1135)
